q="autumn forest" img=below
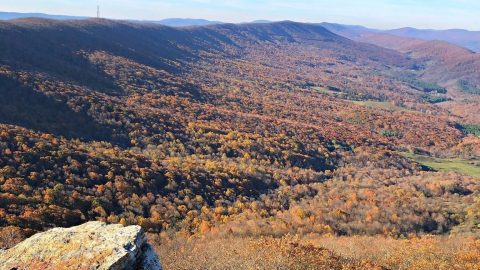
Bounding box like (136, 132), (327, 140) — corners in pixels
(0, 18), (479, 269)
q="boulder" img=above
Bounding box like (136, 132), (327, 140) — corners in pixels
(0, 221), (162, 270)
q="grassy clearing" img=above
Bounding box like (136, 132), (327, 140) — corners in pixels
(458, 80), (480, 96)
(403, 152), (480, 178)
(352, 101), (413, 112)
(456, 123), (480, 137)
(310, 88), (414, 112)
(311, 86), (344, 95)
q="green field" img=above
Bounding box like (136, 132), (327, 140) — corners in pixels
(311, 86), (344, 95)
(403, 152), (480, 178)
(352, 101), (413, 112)
(310, 87), (414, 113)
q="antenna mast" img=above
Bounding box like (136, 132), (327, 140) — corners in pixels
(97, 1), (100, 18)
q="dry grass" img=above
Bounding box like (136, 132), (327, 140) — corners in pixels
(2, 227), (479, 269)
(305, 234), (480, 270)
(150, 233), (480, 270)
(0, 226), (33, 249)
(151, 234), (385, 270)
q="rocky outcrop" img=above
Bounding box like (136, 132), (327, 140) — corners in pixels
(0, 221), (162, 270)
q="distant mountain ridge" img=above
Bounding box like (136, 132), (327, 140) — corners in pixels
(0, 11), (87, 20)
(0, 12), (274, 27)
(321, 23), (480, 52)
(385, 27), (480, 52)
(2, 11), (479, 51)
(249, 20), (274, 24)
(153, 18), (223, 27)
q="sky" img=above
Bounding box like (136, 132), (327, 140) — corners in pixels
(1, 0), (480, 30)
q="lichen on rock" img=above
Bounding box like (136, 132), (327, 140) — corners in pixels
(0, 221), (162, 270)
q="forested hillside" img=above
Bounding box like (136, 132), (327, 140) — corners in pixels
(0, 19), (479, 268)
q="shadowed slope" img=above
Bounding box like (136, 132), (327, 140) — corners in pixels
(0, 75), (113, 141)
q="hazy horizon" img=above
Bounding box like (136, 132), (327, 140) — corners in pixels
(1, 0), (480, 31)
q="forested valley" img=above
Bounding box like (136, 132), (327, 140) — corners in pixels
(0, 18), (479, 269)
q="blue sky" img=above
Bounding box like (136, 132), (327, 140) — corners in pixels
(1, 0), (480, 30)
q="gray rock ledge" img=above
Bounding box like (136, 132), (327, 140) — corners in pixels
(0, 221), (162, 270)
